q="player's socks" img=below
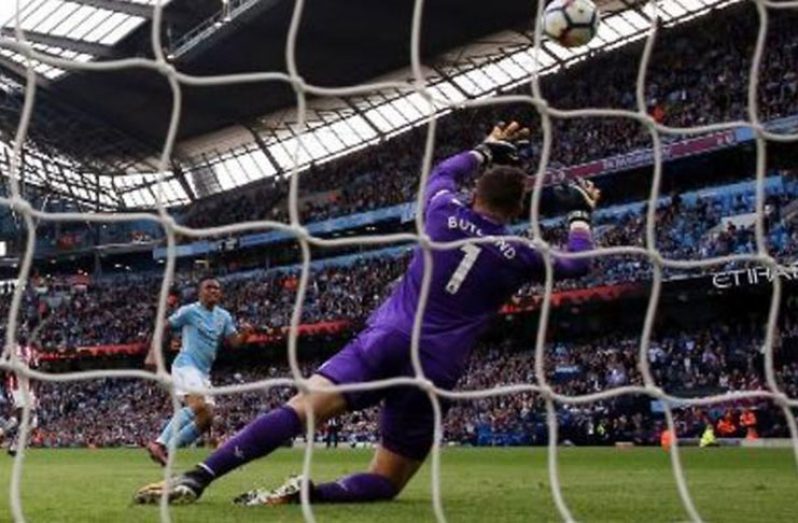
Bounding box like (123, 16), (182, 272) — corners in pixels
(313, 473), (397, 503)
(198, 406), (302, 481)
(156, 407), (195, 447)
(175, 421), (202, 447)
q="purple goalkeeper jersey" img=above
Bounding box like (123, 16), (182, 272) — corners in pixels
(366, 151), (593, 380)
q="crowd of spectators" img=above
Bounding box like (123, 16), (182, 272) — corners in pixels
(181, 8), (798, 230)
(9, 317), (797, 449)
(552, 178), (798, 289)
(3, 175), (797, 352)
(0, 278), (161, 351)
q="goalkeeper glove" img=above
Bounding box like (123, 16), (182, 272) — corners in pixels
(473, 140), (522, 167)
(473, 121), (530, 167)
(553, 178), (600, 226)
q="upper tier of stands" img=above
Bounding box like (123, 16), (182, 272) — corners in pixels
(3, 176), (797, 354)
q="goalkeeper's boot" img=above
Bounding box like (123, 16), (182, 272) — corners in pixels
(133, 473), (205, 505)
(232, 474), (307, 506)
(146, 441), (168, 467)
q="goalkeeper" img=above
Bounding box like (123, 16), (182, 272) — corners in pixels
(134, 121), (599, 506)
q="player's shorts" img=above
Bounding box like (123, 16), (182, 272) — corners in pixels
(315, 325), (459, 462)
(171, 365), (216, 406)
(10, 382), (36, 410)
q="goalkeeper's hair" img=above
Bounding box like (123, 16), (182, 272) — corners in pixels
(475, 166), (526, 221)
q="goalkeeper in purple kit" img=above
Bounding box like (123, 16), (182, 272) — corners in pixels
(134, 121), (600, 506)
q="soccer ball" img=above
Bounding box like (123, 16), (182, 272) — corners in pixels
(542, 0), (600, 48)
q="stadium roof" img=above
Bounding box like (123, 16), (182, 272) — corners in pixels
(0, 0), (168, 80)
(0, 0), (743, 210)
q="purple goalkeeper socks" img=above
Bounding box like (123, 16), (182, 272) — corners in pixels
(196, 407), (397, 503)
(201, 406), (302, 479)
(313, 473), (398, 503)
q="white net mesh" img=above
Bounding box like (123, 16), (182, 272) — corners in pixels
(1, 0), (797, 522)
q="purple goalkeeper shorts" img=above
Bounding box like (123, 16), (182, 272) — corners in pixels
(315, 325), (457, 461)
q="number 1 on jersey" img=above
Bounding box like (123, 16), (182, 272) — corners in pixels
(445, 244), (482, 294)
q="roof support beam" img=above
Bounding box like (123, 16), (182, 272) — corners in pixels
(1, 28), (116, 58)
(244, 123), (285, 178)
(341, 99), (385, 142)
(0, 54), (53, 89)
(429, 66), (472, 100)
(67, 0), (154, 19)
(54, 162), (92, 220)
(171, 160), (196, 202)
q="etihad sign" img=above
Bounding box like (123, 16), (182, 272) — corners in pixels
(712, 262), (798, 289)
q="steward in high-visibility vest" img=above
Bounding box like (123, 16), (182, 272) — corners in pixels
(700, 424), (717, 447)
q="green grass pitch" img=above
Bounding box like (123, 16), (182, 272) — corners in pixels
(0, 447), (795, 522)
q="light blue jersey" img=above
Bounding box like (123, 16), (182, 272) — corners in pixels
(169, 302), (237, 376)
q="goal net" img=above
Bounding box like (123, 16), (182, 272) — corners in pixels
(1, 0), (797, 522)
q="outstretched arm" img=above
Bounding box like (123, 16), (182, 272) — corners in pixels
(423, 151), (481, 208)
(541, 178), (601, 280)
(552, 222), (594, 279)
(424, 121), (531, 209)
